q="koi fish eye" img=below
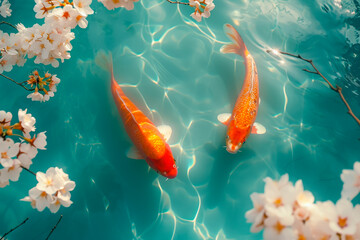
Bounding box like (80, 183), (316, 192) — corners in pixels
(173, 164), (176, 168)
(226, 136), (230, 139)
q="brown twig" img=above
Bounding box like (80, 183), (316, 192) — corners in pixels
(0, 21), (17, 31)
(45, 215), (63, 240)
(0, 74), (34, 91)
(0, 217), (29, 240)
(21, 166), (36, 176)
(166, 0), (190, 5)
(267, 50), (360, 127)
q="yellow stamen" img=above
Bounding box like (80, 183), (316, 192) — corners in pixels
(46, 179), (53, 186)
(338, 217), (348, 228)
(275, 221), (285, 233)
(1, 152), (8, 159)
(298, 234), (306, 240)
(76, 15), (82, 22)
(273, 198), (283, 207)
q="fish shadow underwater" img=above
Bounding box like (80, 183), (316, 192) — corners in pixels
(201, 142), (256, 209)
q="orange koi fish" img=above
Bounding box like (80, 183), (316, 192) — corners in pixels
(217, 24), (266, 154)
(96, 51), (177, 178)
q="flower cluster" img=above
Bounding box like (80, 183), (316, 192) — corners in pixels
(246, 169), (360, 240)
(0, 0), (11, 18)
(34, 0), (94, 28)
(98, 0), (139, 11)
(0, 0), (93, 74)
(0, 109), (47, 187)
(189, 0), (215, 22)
(1, 109), (75, 213)
(22, 167), (75, 213)
(26, 70), (61, 102)
(0, 30), (26, 74)
(15, 23), (75, 68)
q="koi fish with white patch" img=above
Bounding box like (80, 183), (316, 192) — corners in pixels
(95, 51), (177, 178)
(217, 24), (266, 154)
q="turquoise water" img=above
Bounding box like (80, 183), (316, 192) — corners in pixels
(1, 0), (360, 239)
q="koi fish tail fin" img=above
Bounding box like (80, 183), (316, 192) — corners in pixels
(95, 50), (114, 79)
(221, 24), (248, 57)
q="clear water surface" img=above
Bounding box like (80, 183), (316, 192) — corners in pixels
(1, 0), (360, 239)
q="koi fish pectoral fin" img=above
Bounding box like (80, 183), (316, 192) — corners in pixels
(126, 146), (144, 160)
(217, 113), (231, 126)
(157, 125), (172, 142)
(251, 122), (266, 134)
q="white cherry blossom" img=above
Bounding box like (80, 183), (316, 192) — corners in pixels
(324, 199), (360, 235)
(17, 23), (74, 68)
(294, 180), (314, 207)
(27, 91), (45, 102)
(341, 161), (360, 200)
(0, 138), (19, 168)
(49, 195), (73, 213)
(263, 206), (295, 240)
(33, 0), (61, 19)
(264, 174), (297, 209)
(46, 5), (79, 29)
(36, 167), (64, 195)
(23, 167), (75, 213)
(18, 109), (36, 134)
(33, 132), (47, 150)
(245, 192), (266, 233)
(293, 180), (315, 221)
(0, 32), (21, 73)
(99, 0), (139, 11)
(18, 153), (33, 169)
(0, 110), (12, 125)
(49, 74), (60, 93)
(73, 0), (94, 16)
(25, 187), (53, 211)
(0, 0), (11, 18)
(0, 159), (23, 182)
(21, 196), (36, 209)
(293, 220), (312, 240)
(189, 0), (215, 22)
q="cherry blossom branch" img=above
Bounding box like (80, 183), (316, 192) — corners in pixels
(45, 215), (63, 240)
(166, 0), (190, 5)
(0, 217), (29, 240)
(0, 21), (17, 31)
(0, 74), (34, 91)
(267, 50), (360, 127)
(21, 166), (36, 176)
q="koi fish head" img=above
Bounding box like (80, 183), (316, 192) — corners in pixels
(160, 166), (178, 179)
(226, 126), (251, 154)
(146, 144), (178, 179)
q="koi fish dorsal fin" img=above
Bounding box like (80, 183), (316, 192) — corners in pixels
(95, 50), (114, 78)
(157, 125), (172, 142)
(221, 24), (248, 57)
(251, 122), (266, 134)
(217, 113), (231, 126)
(127, 146), (144, 160)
